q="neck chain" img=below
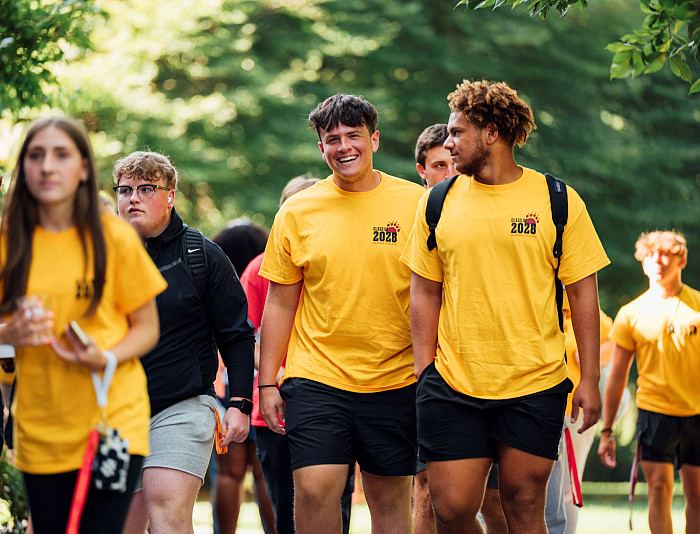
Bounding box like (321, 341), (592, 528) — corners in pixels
(667, 284), (684, 334)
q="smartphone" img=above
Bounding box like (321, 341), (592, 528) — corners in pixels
(68, 320), (90, 348)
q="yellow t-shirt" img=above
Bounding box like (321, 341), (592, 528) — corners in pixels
(563, 308), (613, 415)
(400, 168), (610, 399)
(260, 173), (424, 393)
(610, 285), (700, 416)
(0, 365), (14, 385)
(3, 213), (167, 474)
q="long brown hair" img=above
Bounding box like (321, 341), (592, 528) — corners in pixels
(0, 117), (106, 316)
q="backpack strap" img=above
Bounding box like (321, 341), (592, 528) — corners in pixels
(182, 226), (209, 300)
(425, 175), (460, 251)
(545, 173), (568, 332)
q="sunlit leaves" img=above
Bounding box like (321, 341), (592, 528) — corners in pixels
(0, 0), (103, 118)
(459, 0), (700, 94)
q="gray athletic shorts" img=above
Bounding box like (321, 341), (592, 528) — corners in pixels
(134, 395), (216, 491)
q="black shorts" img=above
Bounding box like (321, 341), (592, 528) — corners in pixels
(416, 362), (571, 461)
(637, 408), (700, 467)
(280, 378), (417, 476)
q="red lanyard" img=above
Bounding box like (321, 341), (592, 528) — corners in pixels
(65, 352), (117, 534)
(564, 426), (583, 508)
(65, 429), (100, 534)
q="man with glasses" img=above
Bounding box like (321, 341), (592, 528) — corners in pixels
(114, 151), (254, 534)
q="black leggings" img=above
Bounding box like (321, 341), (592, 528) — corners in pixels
(23, 455), (143, 534)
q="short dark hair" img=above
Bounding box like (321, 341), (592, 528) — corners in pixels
(212, 220), (269, 276)
(308, 94), (378, 139)
(415, 124), (448, 167)
(448, 79), (535, 147)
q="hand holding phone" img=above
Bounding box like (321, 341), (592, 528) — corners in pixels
(68, 320), (90, 348)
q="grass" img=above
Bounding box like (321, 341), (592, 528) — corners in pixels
(192, 482), (689, 534)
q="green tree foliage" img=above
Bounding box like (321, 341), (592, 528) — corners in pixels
(4, 0), (700, 310)
(458, 0), (700, 94)
(0, 0), (102, 119)
(59, 0), (697, 315)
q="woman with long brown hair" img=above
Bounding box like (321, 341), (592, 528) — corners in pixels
(0, 117), (166, 533)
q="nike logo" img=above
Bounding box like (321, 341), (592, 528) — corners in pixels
(188, 248), (201, 253)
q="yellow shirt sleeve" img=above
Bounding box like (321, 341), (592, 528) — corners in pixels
(400, 191), (443, 282)
(260, 206), (304, 285)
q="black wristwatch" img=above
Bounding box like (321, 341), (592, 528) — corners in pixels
(229, 398), (253, 415)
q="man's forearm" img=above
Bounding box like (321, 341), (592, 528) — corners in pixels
(410, 273), (443, 378)
(567, 274), (601, 384)
(601, 345), (634, 428)
(259, 281), (301, 385)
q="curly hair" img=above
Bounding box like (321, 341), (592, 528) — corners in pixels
(447, 80), (536, 147)
(634, 230), (688, 262)
(113, 151), (179, 190)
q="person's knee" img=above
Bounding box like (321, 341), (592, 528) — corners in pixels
(216, 460), (246, 482)
(294, 476), (339, 508)
(295, 485), (333, 512)
(217, 448), (248, 481)
(363, 474), (412, 513)
(646, 477), (674, 504)
(430, 487), (480, 526)
(143, 472), (201, 523)
(499, 483), (544, 517)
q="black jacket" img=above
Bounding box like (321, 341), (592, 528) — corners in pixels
(142, 209), (254, 415)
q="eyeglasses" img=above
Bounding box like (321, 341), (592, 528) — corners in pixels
(113, 184), (170, 199)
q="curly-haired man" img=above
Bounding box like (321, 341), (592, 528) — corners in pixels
(599, 230), (700, 534)
(401, 79), (610, 534)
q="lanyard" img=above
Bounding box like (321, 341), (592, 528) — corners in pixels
(65, 351), (117, 534)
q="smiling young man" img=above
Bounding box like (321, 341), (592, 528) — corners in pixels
(401, 80), (609, 534)
(599, 231), (700, 534)
(113, 152), (254, 534)
(258, 94), (424, 534)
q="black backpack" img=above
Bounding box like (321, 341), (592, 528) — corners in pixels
(425, 173), (568, 331)
(181, 226), (209, 300)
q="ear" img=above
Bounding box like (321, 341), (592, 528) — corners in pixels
(416, 163), (426, 180)
(168, 189), (175, 208)
(484, 123), (499, 145)
(318, 141), (325, 159)
(371, 130), (380, 153)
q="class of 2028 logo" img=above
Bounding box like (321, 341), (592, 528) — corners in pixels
(511, 212), (539, 235)
(372, 221), (400, 244)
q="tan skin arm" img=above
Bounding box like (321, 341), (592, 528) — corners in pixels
(259, 280), (302, 435)
(566, 274), (602, 433)
(597, 344), (634, 468)
(410, 272), (443, 379)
